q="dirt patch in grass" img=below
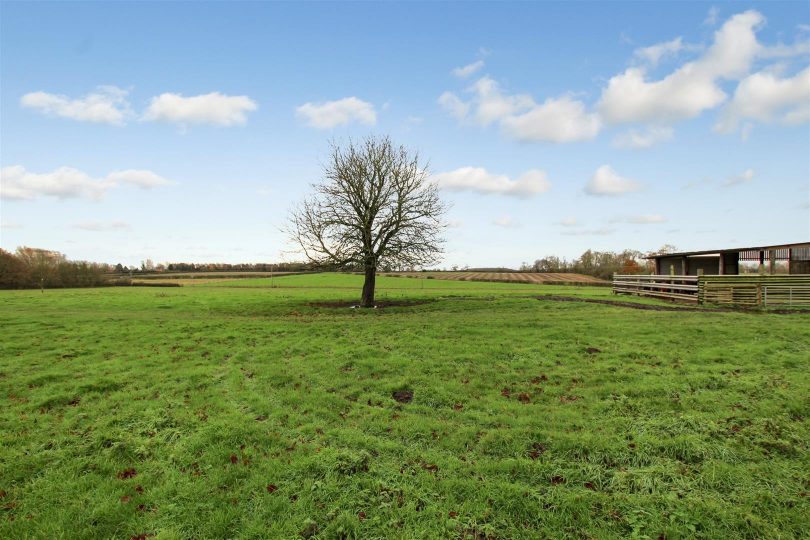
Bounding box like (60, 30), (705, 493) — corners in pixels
(308, 299), (436, 309)
(392, 390), (413, 403)
(534, 295), (808, 314)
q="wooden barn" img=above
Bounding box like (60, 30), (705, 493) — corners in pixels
(649, 242), (810, 276)
(615, 242), (810, 306)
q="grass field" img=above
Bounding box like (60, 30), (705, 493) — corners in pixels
(1, 273), (808, 539)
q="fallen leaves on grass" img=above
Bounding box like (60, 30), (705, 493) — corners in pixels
(531, 374), (548, 384)
(116, 468), (137, 480)
(559, 395), (580, 404)
(517, 393), (531, 404)
(528, 443), (546, 460)
(420, 463), (439, 473)
(500, 388), (511, 398)
(453, 402), (463, 411)
(585, 347), (601, 354)
(230, 454), (238, 464)
(551, 475), (566, 485)
(392, 390), (413, 403)
(120, 495), (131, 504)
(266, 484), (278, 493)
(358, 511), (366, 520)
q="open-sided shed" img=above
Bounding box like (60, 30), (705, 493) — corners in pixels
(649, 242), (810, 276)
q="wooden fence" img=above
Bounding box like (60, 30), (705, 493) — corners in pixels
(613, 274), (810, 307)
(699, 275), (810, 307)
(612, 274), (699, 303)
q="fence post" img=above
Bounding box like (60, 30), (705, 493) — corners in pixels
(757, 284), (762, 306)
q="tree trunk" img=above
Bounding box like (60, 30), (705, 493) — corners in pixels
(361, 265), (376, 307)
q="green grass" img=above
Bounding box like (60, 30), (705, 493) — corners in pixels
(1, 273), (808, 539)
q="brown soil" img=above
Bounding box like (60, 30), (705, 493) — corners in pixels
(308, 299), (435, 309)
(392, 390), (413, 403)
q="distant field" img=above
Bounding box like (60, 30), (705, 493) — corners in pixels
(126, 271), (313, 286)
(129, 271), (309, 280)
(128, 270), (608, 287)
(383, 271), (609, 286)
(1, 273), (808, 539)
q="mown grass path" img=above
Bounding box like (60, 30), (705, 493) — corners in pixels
(1, 274), (808, 539)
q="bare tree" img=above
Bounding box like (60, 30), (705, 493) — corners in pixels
(15, 247), (64, 291)
(289, 136), (447, 307)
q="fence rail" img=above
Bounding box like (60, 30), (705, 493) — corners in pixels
(699, 275), (810, 307)
(613, 274), (810, 307)
(612, 274), (699, 303)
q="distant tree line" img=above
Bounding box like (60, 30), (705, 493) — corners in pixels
(0, 247), (109, 290)
(130, 261), (317, 273)
(520, 248), (672, 281)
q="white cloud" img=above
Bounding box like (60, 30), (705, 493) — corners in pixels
(611, 214), (668, 224)
(467, 77), (533, 125)
(558, 217), (579, 227)
(0, 165), (170, 201)
(598, 11), (764, 124)
(724, 168), (755, 186)
(452, 60), (485, 78)
(715, 67), (810, 132)
(20, 86), (131, 125)
(612, 126), (674, 148)
(437, 92), (470, 120)
(1, 166), (112, 200)
(585, 165), (642, 196)
(501, 96), (601, 143)
(432, 167), (551, 198)
(758, 41), (810, 59)
(72, 220), (131, 231)
(634, 37), (685, 66)
(493, 215), (520, 228)
(143, 92), (257, 126)
(447, 219), (464, 228)
(106, 169), (171, 188)
(704, 6), (720, 26)
(295, 97), (376, 129)
(440, 76), (600, 142)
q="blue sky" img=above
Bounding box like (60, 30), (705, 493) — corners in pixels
(1, 1), (808, 268)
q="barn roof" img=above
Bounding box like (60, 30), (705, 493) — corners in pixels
(646, 241), (810, 259)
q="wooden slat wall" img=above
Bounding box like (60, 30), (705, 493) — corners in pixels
(698, 275), (810, 307)
(612, 275), (699, 303)
(614, 274), (810, 307)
